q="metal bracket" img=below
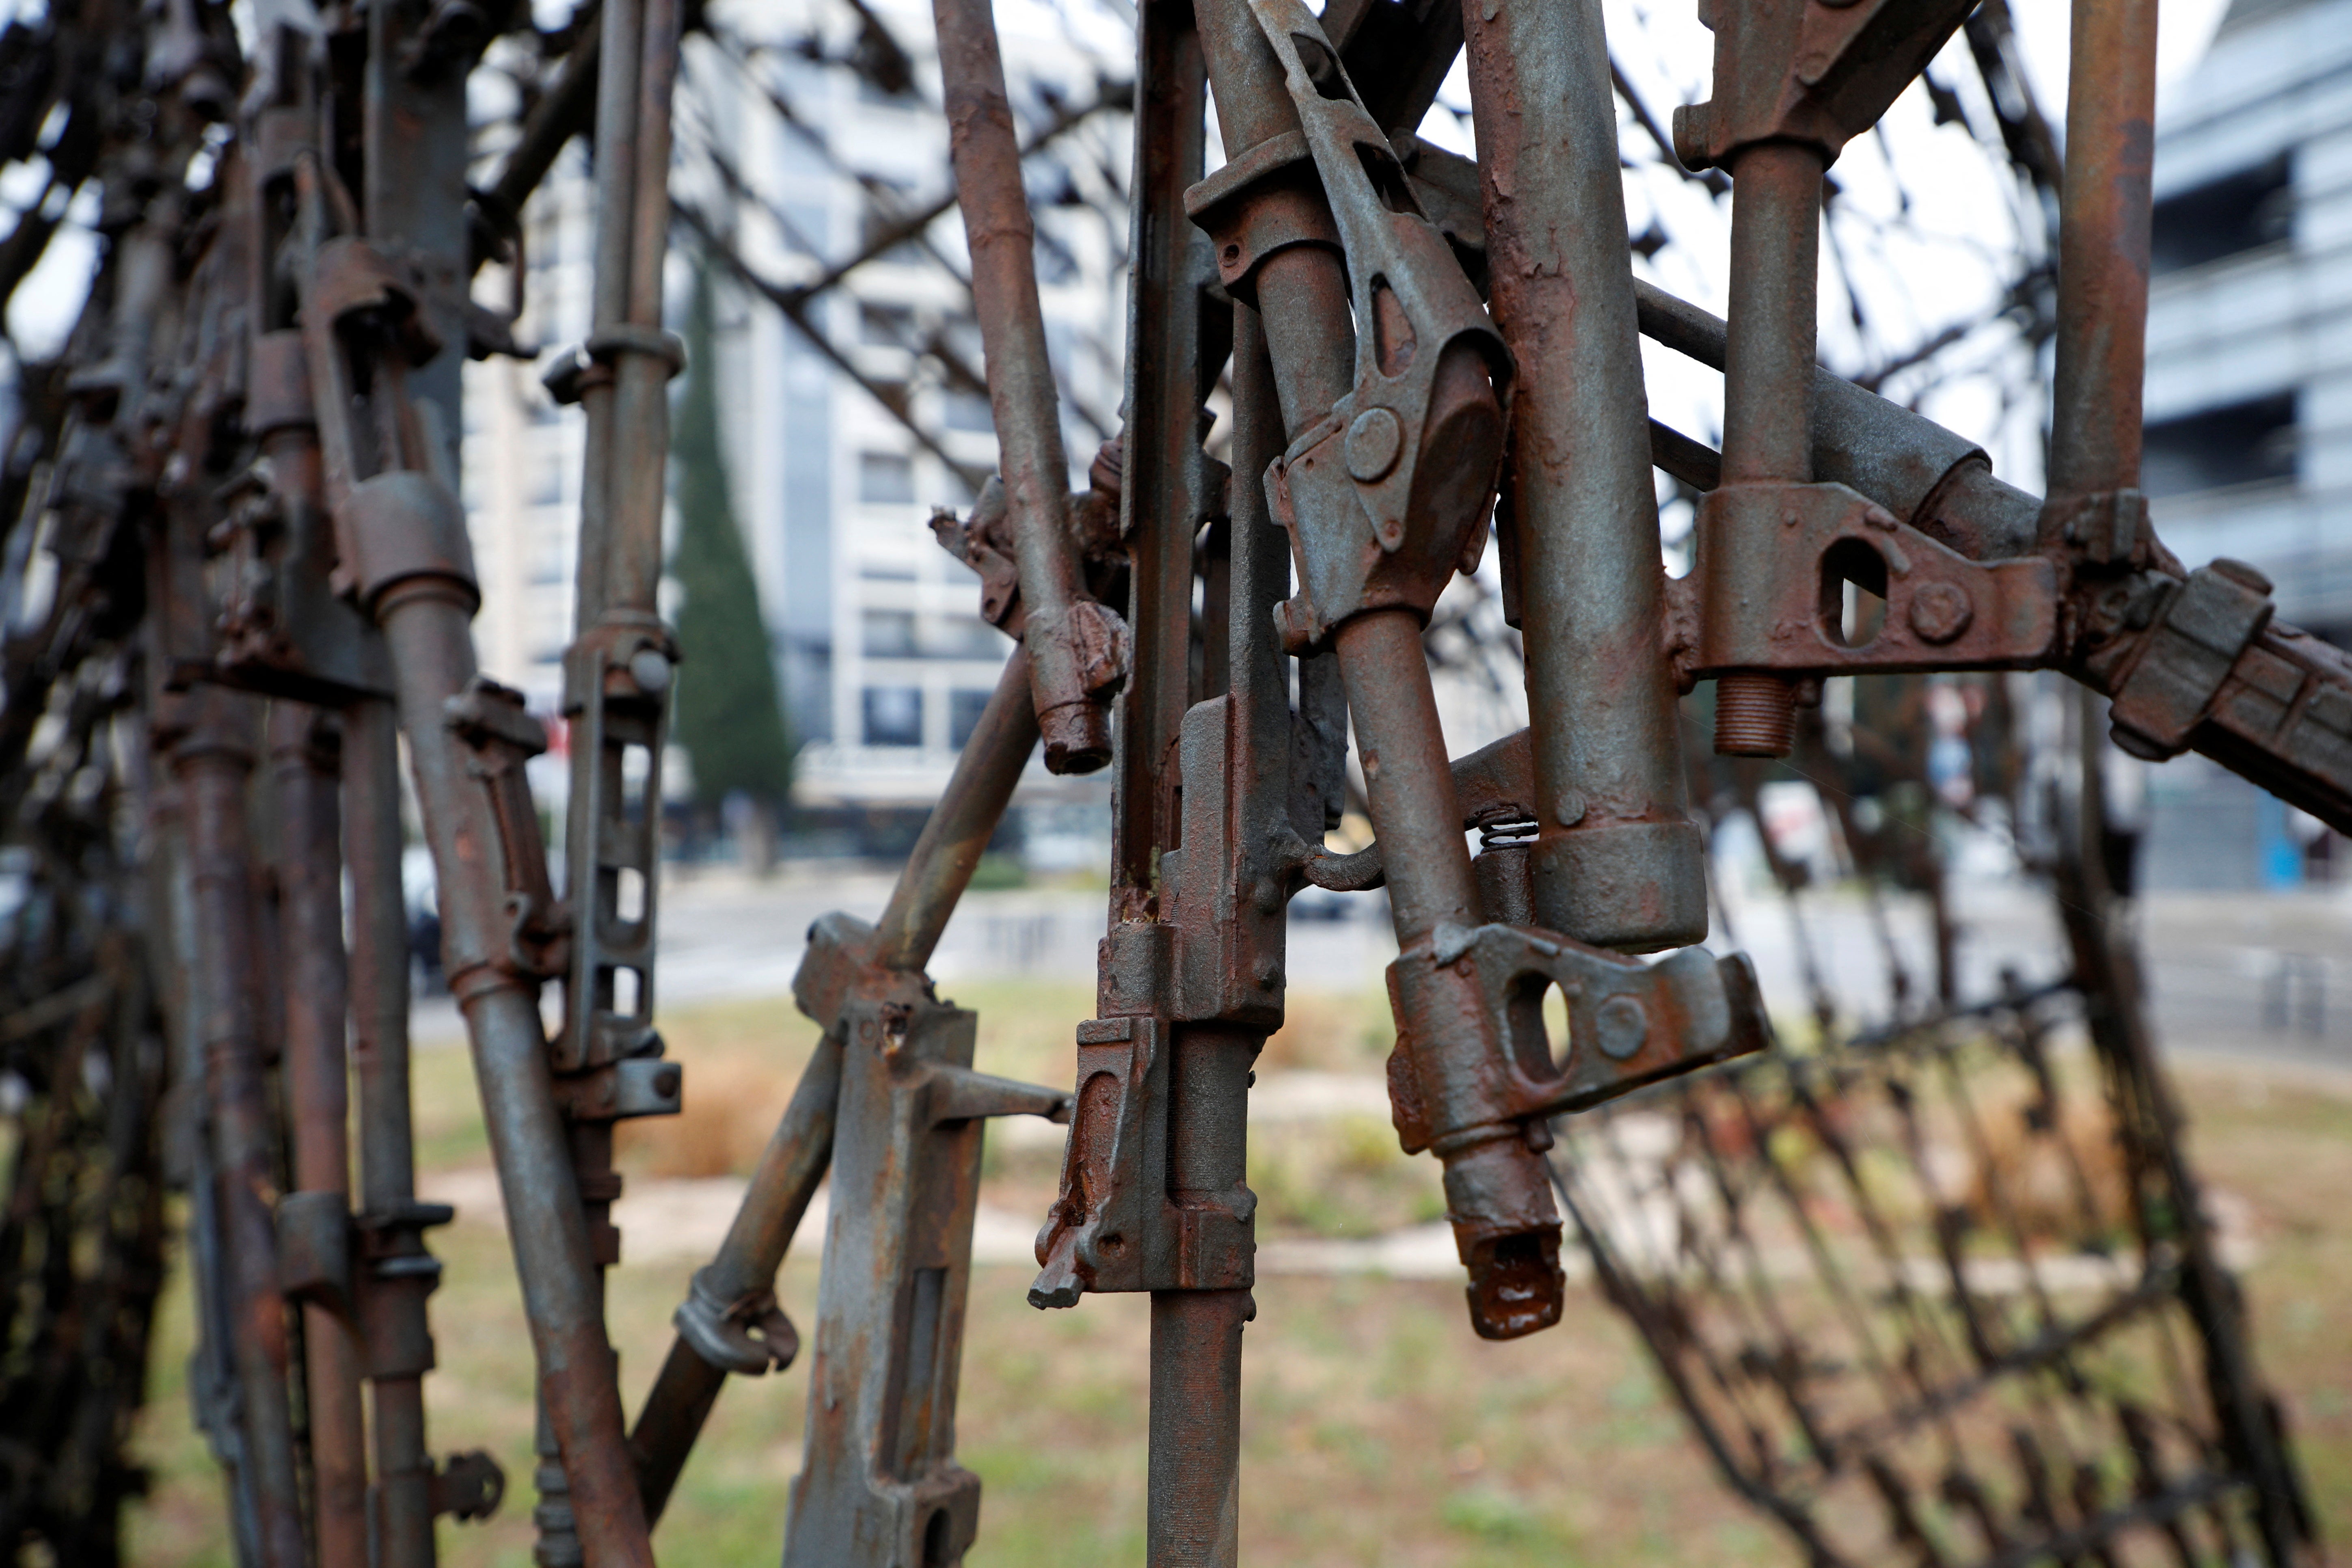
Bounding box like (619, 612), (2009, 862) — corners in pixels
(1210, 0), (1508, 650)
(2105, 560), (2277, 760)
(1387, 927), (1769, 1150)
(1030, 1011), (1256, 1306)
(276, 1189), (354, 1317)
(1673, 0), (1981, 168)
(555, 614), (674, 1074)
(549, 1056), (682, 1122)
(1679, 479), (2061, 679)
(445, 676), (572, 983)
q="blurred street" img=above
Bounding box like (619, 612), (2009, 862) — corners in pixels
(414, 861), (2352, 1078)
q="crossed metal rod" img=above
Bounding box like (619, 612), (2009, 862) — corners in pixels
(1, 0), (2340, 1561)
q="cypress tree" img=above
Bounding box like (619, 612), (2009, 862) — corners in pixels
(668, 257), (795, 817)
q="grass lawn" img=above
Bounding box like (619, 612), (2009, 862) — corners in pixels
(122, 987), (2352, 1566)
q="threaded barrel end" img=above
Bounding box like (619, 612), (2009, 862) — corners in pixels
(1715, 674), (1795, 758)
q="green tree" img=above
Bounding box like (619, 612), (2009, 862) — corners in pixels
(669, 258), (795, 819)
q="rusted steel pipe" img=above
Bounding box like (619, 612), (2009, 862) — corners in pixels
(631, 647), (1039, 1517)
(1148, 1288), (1249, 1568)
(1631, 279), (2042, 562)
(366, 579), (656, 1568)
(1193, 0), (1475, 951)
(573, 0), (642, 619)
(1462, 0), (1706, 952)
(1148, 1022), (1258, 1568)
(343, 698), (446, 1568)
(1333, 611), (1478, 944)
(603, 0), (682, 617)
(873, 644), (1044, 970)
(2043, 0), (2158, 512)
(937, 0), (1119, 773)
(268, 702), (371, 1568)
(630, 1034), (841, 1524)
(176, 687), (308, 1568)
(1712, 140), (1826, 757)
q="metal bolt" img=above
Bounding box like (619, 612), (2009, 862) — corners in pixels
(629, 648), (673, 694)
(1714, 674), (1795, 757)
(1907, 581), (1973, 644)
(1553, 789), (1587, 828)
(1595, 995), (1648, 1060)
(1345, 407), (1404, 482)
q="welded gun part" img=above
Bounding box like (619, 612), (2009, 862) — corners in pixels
(1674, 0), (1980, 756)
(784, 974), (1069, 1567)
(1461, 0), (1705, 953)
(632, 649), (1042, 1521)
(171, 688), (308, 1568)
(292, 168), (659, 1568)
(937, 0), (1129, 774)
(266, 704), (370, 1568)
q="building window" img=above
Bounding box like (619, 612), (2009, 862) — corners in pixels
(944, 388), (994, 433)
(859, 451), (916, 505)
(2152, 156), (2292, 275)
(2143, 394), (2297, 497)
(926, 616), (1002, 659)
(860, 303), (915, 346)
(862, 609), (917, 657)
(863, 686), (922, 746)
(949, 689), (993, 749)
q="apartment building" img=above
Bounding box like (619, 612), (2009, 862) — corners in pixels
(462, 0), (1131, 838)
(2134, 0), (2352, 886)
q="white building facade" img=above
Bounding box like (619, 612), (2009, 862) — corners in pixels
(462, 0), (1132, 834)
(2138, 0), (2352, 886)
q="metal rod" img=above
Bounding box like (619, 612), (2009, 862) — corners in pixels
(872, 644), (1043, 970)
(630, 646), (1039, 1518)
(574, 0), (645, 622)
(176, 686), (309, 1568)
(629, 1032), (840, 1525)
(370, 580), (657, 1568)
(345, 697), (443, 1568)
(1462, 0), (1704, 952)
(2043, 0), (2158, 510)
(1147, 1022), (1257, 1568)
(1147, 1287), (1249, 1568)
(936, 0), (1112, 773)
(268, 701), (371, 1568)
(604, 0), (682, 616)
(1713, 139), (1825, 758)
(1332, 610), (1477, 945)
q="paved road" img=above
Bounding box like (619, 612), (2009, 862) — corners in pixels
(415, 861), (2352, 1073)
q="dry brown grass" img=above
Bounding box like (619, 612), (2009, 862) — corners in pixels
(118, 999), (2352, 1568)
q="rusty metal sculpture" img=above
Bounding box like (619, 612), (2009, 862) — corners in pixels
(0, 0), (2332, 1562)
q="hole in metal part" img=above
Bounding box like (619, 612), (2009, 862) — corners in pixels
(1819, 537), (1888, 648)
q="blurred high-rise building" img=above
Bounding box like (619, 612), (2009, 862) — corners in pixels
(463, 0), (1131, 852)
(2139, 0), (2352, 886)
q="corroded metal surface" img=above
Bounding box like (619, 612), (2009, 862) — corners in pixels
(0, 0), (2331, 1561)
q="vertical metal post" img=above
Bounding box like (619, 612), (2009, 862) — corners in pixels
(2042, 0), (2157, 516)
(1711, 140), (1825, 758)
(175, 685), (308, 1568)
(345, 697), (448, 1568)
(1460, 0), (1706, 951)
(551, 0), (685, 1548)
(268, 702), (371, 1568)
